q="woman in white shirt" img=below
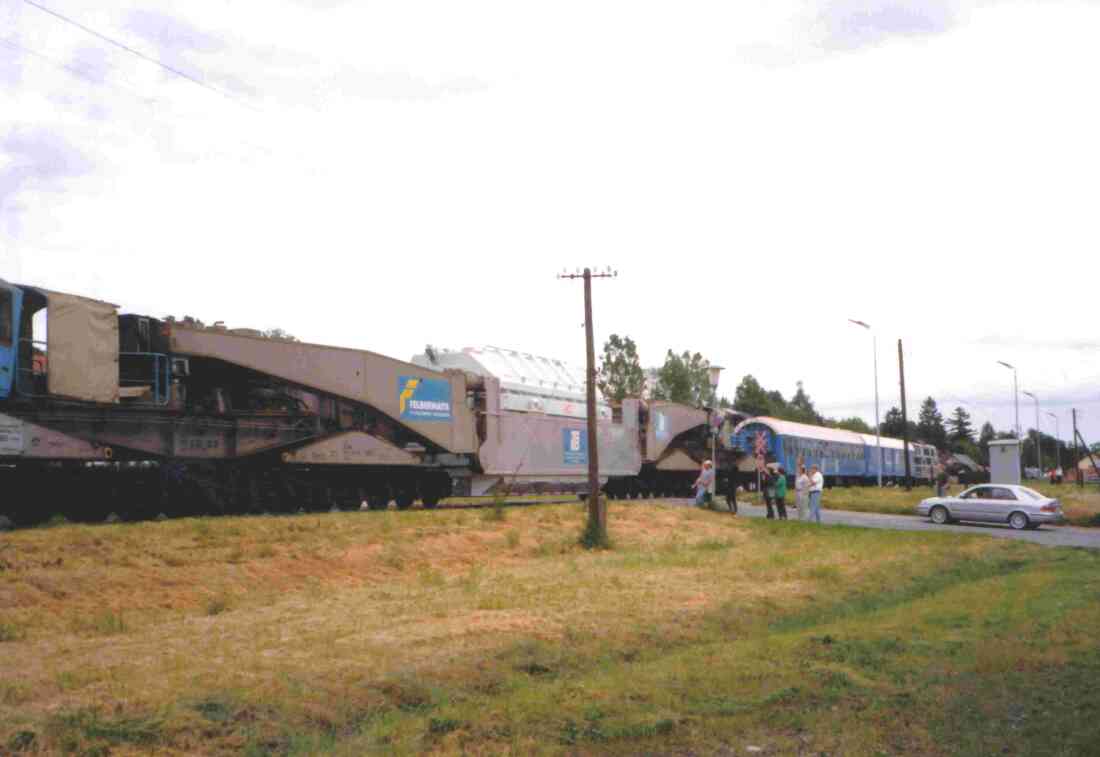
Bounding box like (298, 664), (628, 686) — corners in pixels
(795, 465), (810, 521)
(808, 465), (824, 524)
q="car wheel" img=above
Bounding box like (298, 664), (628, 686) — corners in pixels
(1008, 511), (1029, 530)
(930, 505), (950, 525)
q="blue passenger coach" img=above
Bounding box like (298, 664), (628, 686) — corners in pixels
(728, 417), (935, 485)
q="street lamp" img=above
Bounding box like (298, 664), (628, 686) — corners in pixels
(1046, 411), (1061, 476)
(708, 366), (724, 500)
(849, 319), (882, 486)
(1022, 390), (1041, 474)
(997, 361), (1021, 440)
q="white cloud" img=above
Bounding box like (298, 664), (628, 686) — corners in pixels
(3, 0), (1099, 441)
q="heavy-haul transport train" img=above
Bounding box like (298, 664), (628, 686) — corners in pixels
(728, 417), (937, 485)
(0, 280), (744, 525)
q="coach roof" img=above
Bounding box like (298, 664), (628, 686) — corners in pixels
(735, 417), (866, 446)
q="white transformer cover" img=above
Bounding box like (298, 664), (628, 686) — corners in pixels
(988, 439), (1022, 485)
(411, 345), (611, 420)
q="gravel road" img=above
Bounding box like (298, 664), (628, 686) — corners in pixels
(670, 499), (1100, 550)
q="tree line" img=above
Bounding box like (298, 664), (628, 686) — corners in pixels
(597, 333), (1094, 470)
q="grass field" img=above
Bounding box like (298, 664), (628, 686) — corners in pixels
(738, 480), (1100, 526)
(2, 502), (1099, 755)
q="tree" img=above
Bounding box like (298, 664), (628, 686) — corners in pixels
(596, 334), (645, 403)
(917, 397), (947, 448)
(829, 416), (873, 433)
(978, 421), (996, 464)
(733, 375), (779, 417)
(880, 406), (918, 440)
(651, 350), (715, 406)
(880, 406), (905, 437)
(947, 406), (975, 448)
(788, 381), (823, 425)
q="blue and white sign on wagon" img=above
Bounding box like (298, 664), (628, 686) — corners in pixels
(398, 376), (452, 422)
(563, 428), (588, 465)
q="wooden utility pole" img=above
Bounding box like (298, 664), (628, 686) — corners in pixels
(1073, 409), (1081, 488)
(559, 266), (617, 547)
(898, 339), (912, 491)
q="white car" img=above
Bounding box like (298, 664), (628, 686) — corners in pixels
(917, 484), (1064, 530)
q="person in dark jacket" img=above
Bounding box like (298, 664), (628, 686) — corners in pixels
(762, 467), (776, 519)
(774, 466), (788, 520)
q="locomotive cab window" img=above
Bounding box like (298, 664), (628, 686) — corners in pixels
(0, 289), (11, 346)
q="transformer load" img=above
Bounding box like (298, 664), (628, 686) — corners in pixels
(412, 345), (612, 420)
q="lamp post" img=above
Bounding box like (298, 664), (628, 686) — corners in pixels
(1023, 390), (1041, 474)
(708, 365), (724, 502)
(1046, 411), (1061, 476)
(849, 319), (882, 486)
(997, 361), (1021, 440)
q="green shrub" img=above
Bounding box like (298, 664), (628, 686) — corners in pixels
(0, 620), (24, 642)
(205, 595), (231, 616)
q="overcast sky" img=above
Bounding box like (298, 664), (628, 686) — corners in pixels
(2, 0), (1098, 445)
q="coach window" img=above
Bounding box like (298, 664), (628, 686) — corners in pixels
(0, 289), (11, 346)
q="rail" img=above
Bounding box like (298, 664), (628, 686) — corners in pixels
(120, 351), (171, 406)
(16, 341), (171, 405)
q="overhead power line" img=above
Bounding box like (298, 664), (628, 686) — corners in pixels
(21, 0), (251, 107)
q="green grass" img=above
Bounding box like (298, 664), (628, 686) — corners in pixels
(2, 503), (1099, 754)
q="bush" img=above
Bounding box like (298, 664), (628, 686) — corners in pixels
(0, 620), (24, 642)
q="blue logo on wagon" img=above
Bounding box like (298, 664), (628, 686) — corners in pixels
(398, 376), (452, 422)
(563, 428), (588, 465)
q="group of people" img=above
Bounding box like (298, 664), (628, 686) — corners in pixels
(692, 460), (825, 523)
(759, 464), (824, 523)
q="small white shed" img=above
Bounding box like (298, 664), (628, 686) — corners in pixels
(988, 439), (1022, 485)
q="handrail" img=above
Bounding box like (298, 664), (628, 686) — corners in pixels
(16, 341), (172, 405)
(120, 351), (171, 406)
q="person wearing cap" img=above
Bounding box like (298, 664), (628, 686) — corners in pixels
(694, 460), (715, 507)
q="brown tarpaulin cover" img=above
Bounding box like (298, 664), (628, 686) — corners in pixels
(46, 292), (119, 403)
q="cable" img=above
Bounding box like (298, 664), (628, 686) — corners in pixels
(21, 0), (253, 109)
(0, 36), (158, 106)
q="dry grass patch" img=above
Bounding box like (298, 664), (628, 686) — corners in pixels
(2, 502), (1098, 754)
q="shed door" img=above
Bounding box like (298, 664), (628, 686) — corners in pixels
(0, 284), (21, 399)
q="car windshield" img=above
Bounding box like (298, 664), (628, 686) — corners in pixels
(1017, 487), (1044, 500)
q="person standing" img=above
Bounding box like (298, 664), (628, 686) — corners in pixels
(762, 467), (776, 519)
(795, 465), (810, 521)
(808, 464), (824, 524)
(935, 463), (948, 498)
(774, 466), (788, 520)
(694, 460), (714, 508)
(724, 470), (738, 514)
